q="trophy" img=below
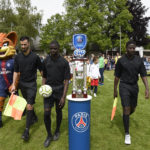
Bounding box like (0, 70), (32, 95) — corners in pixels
(72, 34), (87, 98)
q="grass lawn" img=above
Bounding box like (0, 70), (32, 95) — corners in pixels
(0, 70), (150, 150)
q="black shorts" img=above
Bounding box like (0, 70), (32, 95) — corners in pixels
(44, 94), (60, 109)
(44, 84), (64, 109)
(19, 81), (37, 105)
(119, 82), (139, 107)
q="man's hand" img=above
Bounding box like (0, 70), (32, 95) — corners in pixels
(59, 97), (65, 109)
(10, 84), (16, 93)
(145, 89), (149, 99)
(114, 90), (118, 99)
(141, 77), (149, 99)
(114, 76), (119, 99)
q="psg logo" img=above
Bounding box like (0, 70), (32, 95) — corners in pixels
(73, 34), (87, 49)
(77, 36), (83, 43)
(71, 112), (90, 132)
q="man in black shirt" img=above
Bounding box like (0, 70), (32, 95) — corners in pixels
(11, 36), (43, 141)
(42, 40), (70, 147)
(114, 40), (149, 145)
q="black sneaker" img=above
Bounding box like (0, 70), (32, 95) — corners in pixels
(22, 129), (29, 141)
(53, 132), (60, 141)
(44, 136), (52, 147)
(0, 121), (3, 128)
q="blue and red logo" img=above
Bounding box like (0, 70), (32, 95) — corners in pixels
(73, 34), (87, 50)
(71, 112), (90, 132)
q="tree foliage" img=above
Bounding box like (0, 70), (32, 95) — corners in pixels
(40, 0), (132, 54)
(40, 14), (70, 53)
(105, 0), (133, 52)
(0, 0), (42, 43)
(0, 0), (15, 32)
(127, 0), (150, 46)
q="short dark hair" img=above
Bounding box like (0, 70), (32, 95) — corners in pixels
(99, 53), (103, 57)
(93, 56), (98, 62)
(126, 40), (136, 48)
(50, 40), (60, 49)
(20, 36), (30, 42)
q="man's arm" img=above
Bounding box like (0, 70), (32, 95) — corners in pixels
(42, 77), (46, 85)
(40, 71), (43, 78)
(59, 79), (69, 108)
(114, 57), (121, 98)
(11, 72), (20, 92)
(114, 76), (120, 98)
(141, 76), (149, 99)
(59, 60), (71, 108)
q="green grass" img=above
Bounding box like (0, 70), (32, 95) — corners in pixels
(0, 70), (150, 150)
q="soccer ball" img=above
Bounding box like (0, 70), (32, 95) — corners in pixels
(39, 85), (52, 98)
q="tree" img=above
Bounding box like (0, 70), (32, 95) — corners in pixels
(40, 14), (70, 53)
(64, 0), (109, 52)
(0, 0), (15, 32)
(40, 0), (133, 54)
(0, 0), (42, 45)
(64, 0), (133, 53)
(105, 0), (133, 53)
(13, 0), (42, 39)
(127, 0), (150, 46)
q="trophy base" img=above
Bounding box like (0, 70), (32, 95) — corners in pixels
(72, 92), (87, 98)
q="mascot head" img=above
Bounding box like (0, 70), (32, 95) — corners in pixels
(0, 31), (17, 59)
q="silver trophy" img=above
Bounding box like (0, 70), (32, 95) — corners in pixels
(72, 34), (87, 98)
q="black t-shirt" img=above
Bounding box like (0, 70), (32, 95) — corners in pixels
(43, 55), (70, 87)
(115, 54), (147, 85)
(14, 51), (43, 82)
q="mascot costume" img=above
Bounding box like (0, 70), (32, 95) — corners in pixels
(0, 31), (17, 127)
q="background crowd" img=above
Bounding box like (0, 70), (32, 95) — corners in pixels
(62, 52), (122, 98)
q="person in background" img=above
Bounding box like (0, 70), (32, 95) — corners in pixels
(110, 56), (115, 69)
(106, 55), (111, 70)
(114, 40), (149, 145)
(89, 53), (95, 64)
(86, 58), (91, 90)
(99, 53), (104, 85)
(115, 52), (121, 65)
(104, 56), (108, 70)
(90, 56), (101, 97)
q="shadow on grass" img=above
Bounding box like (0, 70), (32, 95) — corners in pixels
(2, 116), (12, 126)
(16, 111), (43, 139)
(110, 114), (124, 136)
(130, 114), (139, 127)
(50, 114), (68, 137)
(30, 114), (43, 136)
(60, 117), (68, 133)
(109, 113), (139, 138)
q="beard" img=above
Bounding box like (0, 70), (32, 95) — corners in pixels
(127, 51), (135, 58)
(22, 48), (28, 53)
(50, 51), (58, 57)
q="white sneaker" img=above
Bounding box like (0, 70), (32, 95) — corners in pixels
(125, 134), (131, 145)
(90, 90), (93, 95)
(94, 93), (97, 97)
